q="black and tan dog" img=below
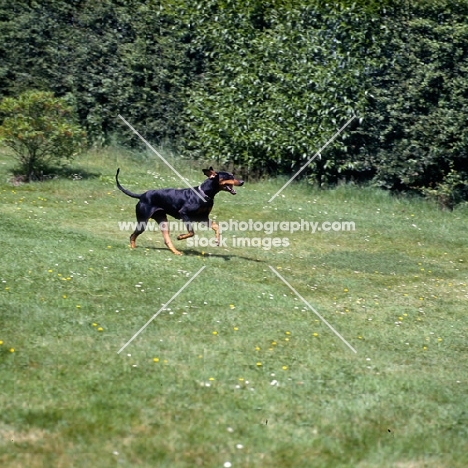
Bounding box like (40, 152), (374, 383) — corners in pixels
(116, 167), (244, 255)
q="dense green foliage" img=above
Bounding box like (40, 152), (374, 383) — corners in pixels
(0, 90), (86, 178)
(0, 0), (467, 203)
(178, 1), (377, 175)
(354, 0), (468, 207)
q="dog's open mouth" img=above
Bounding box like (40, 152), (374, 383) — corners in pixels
(219, 178), (243, 194)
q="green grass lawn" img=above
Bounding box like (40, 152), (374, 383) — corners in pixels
(1, 148), (467, 467)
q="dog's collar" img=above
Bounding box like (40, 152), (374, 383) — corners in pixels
(197, 186), (211, 201)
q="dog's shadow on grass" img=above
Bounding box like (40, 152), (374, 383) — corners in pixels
(141, 246), (264, 263)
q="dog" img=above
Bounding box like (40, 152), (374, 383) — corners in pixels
(116, 167), (244, 255)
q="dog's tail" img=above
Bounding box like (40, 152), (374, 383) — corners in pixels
(115, 168), (143, 199)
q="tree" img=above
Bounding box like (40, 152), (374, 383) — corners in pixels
(176, 0), (380, 177)
(353, 0), (468, 205)
(0, 90), (87, 179)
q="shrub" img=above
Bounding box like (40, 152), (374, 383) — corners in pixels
(0, 90), (87, 180)
(422, 169), (468, 210)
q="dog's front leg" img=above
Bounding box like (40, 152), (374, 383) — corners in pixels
(210, 220), (220, 246)
(177, 216), (195, 241)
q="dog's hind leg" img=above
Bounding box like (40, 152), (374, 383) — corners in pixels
(154, 214), (182, 255)
(130, 219), (147, 248)
(130, 202), (150, 248)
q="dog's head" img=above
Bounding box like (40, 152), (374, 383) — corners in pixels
(202, 167), (244, 195)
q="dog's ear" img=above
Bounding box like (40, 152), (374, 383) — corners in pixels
(202, 167), (217, 178)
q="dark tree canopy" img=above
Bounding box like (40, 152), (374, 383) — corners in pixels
(0, 0), (467, 205)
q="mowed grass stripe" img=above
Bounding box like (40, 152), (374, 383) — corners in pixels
(0, 148), (467, 467)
